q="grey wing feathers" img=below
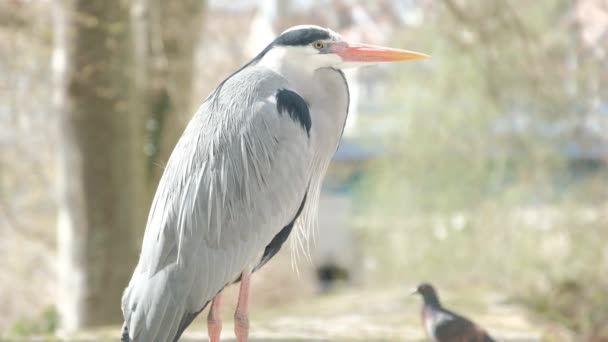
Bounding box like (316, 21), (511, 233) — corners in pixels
(434, 309), (492, 342)
(121, 66), (313, 341)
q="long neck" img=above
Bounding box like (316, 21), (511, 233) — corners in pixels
(260, 56), (350, 155)
(258, 57), (350, 245)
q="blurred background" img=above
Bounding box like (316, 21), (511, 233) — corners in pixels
(1, 0), (607, 341)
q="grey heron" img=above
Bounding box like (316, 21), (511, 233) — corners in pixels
(121, 25), (426, 342)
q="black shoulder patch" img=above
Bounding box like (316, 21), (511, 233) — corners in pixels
(276, 89), (311, 137)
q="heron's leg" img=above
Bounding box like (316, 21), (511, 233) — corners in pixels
(207, 291), (223, 342)
(234, 270), (251, 342)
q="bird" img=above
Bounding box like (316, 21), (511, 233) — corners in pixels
(412, 283), (496, 342)
(120, 25), (427, 342)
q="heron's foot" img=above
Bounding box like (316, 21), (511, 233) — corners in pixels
(234, 269), (251, 342)
(208, 318), (222, 342)
(207, 292), (223, 342)
(234, 312), (250, 342)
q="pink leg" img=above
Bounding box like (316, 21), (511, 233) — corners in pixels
(207, 291), (223, 342)
(234, 270), (251, 342)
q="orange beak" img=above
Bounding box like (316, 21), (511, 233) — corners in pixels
(332, 42), (429, 63)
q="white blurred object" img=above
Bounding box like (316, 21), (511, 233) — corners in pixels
(246, 2), (277, 58)
(390, 0), (425, 26)
(311, 193), (360, 292)
(338, 4), (385, 138)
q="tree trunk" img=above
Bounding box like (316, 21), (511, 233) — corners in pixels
(54, 0), (205, 333)
(131, 0), (204, 193)
(54, 0), (147, 332)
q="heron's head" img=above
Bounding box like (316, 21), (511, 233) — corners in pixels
(258, 25), (428, 73)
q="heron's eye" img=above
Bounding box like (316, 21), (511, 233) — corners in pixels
(313, 41), (325, 49)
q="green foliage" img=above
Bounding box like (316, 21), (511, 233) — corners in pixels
(355, 0), (608, 339)
(6, 306), (58, 338)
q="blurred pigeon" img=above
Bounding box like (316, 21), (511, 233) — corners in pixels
(413, 283), (495, 342)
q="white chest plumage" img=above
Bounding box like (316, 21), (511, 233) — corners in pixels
(283, 67), (350, 256)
